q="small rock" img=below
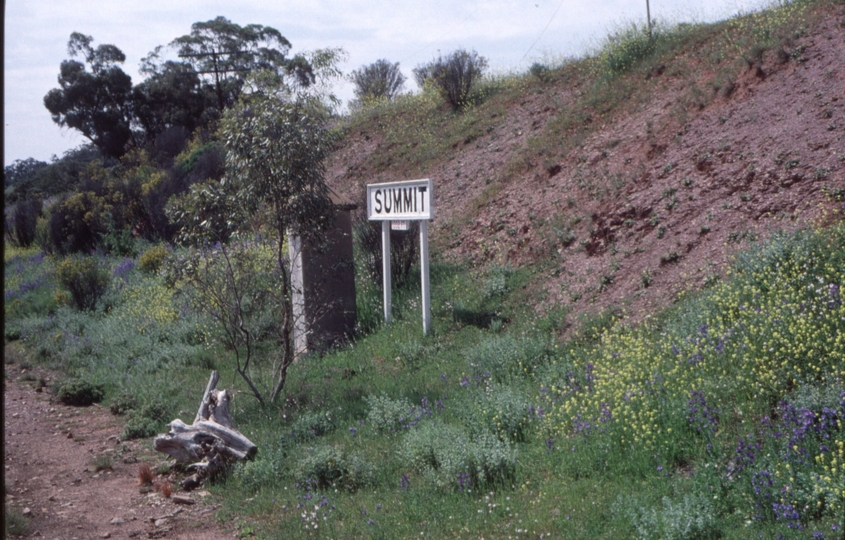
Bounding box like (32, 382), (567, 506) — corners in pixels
(110, 517), (124, 525)
(122, 455), (138, 464)
(66, 432), (73, 439)
(22, 507), (32, 516)
(127, 531), (140, 538)
(48, 495), (57, 502)
(102, 533), (111, 539)
(154, 518), (169, 528)
(171, 495), (195, 505)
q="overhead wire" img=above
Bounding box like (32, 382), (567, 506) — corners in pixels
(520, 0), (567, 64)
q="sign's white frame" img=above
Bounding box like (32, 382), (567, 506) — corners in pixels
(366, 179), (433, 335)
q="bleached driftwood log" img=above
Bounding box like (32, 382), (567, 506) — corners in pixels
(154, 371), (257, 490)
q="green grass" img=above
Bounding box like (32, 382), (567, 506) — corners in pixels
(9, 221), (843, 539)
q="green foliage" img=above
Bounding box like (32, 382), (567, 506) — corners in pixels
(232, 445), (286, 491)
(414, 49), (488, 109)
(166, 239), (280, 404)
(615, 492), (719, 540)
(290, 411), (337, 441)
(399, 422), (516, 490)
(365, 394), (413, 433)
(350, 59), (406, 105)
(464, 333), (550, 383)
(464, 385), (534, 442)
(598, 24), (662, 75)
(169, 16), (313, 110)
(139, 244), (168, 273)
(294, 444), (375, 489)
(354, 218), (419, 290)
(54, 255), (110, 311)
(8, 198), (42, 248)
(109, 391), (138, 415)
(5, 505), (30, 537)
(43, 33), (134, 158)
(529, 62), (552, 82)
(4, 157), (49, 188)
(122, 416), (159, 440)
(56, 378), (105, 406)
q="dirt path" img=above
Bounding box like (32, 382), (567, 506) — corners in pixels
(4, 363), (236, 540)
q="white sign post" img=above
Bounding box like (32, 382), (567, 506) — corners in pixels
(367, 178), (433, 334)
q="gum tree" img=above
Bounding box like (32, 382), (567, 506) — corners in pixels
(169, 74), (339, 403)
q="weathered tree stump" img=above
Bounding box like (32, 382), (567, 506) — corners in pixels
(153, 371), (257, 490)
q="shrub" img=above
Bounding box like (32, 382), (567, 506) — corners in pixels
(54, 255), (110, 311)
(365, 394), (413, 433)
(414, 49), (488, 109)
(615, 493), (718, 540)
(47, 192), (109, 254)
(600, 24), (661, 75)
(399, 422), (516, 490)
(109, 391), (138, 415)
(467, 385), (535, 442)
(290, 411), (337, 441)
(529, 62), (552, 82)
(122, 416), (158, 440)
(464, 334), (550, 383)
(294, 445), (375, 489)
(56, 378), (105, 406)
(354, 218), (418, 289)
(139, 244), (168, 274)
(350, 59), (406, 103)
(5, 506), (30, 537)
(11, 198), (42, 247)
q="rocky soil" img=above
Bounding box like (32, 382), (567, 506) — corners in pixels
(327, 3), (845, 328)
(3, 362), (234, 540)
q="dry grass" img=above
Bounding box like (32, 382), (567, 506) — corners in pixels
(137, 464), (154, 486)
(155, 480), (173, 498)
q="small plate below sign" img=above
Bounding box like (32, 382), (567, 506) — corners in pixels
(391, 221), (410, 231)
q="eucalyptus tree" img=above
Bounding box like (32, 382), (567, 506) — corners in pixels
(44, 33), (136, 158)
(168, 80), (338, 404)
(169, 16), (315, 111)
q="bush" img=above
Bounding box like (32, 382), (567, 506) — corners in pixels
(120, 397), (171, 440)
(47, 192), (109, 254)
(467, 385), (535, 442)
(354, 218), (418, 289)
(350, 59), (406, 103)
(600, 24), (661, 75)
(54, 255), (110, 311)
(365, 394), (413, 433)
(56, 378), (105, 406)
(529, 62), (552, 82)
(11, 198), (42, 247)
(109, 391), (138, 415)
(295, 445), (375, 489)
(414, 49), (488, 109)
(399, 422), (516, 490)
(139, 244), (168, 274)
(5, 505), (30, 537)
(290, 411), (337, 441)
(122, 416), (158, 440)
(615, 493), (719, 540)
(464, 334), (550, 384)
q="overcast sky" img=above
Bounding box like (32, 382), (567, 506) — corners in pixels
(4, 0), (772, 167)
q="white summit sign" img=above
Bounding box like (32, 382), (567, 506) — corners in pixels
(367, 179), (434, 334)
(366, 178), (433, 221)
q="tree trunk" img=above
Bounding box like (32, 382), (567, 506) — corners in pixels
(154, 370), (257, 490)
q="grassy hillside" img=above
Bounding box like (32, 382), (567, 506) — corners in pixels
(5, 0), (845, 538)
